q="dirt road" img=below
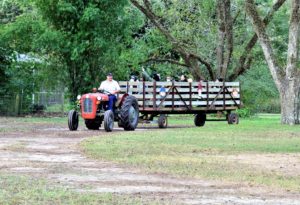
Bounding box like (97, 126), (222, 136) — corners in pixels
(0, 117), (299, 204)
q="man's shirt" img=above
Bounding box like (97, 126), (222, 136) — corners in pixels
(99, 80), (121, 94)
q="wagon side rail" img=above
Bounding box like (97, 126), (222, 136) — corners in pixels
(118, 81), (241, 112)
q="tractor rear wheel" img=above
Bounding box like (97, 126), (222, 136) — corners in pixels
(85, 119), (101, 130)
(120, 96), (139, 131)
(194, 113), (206, 127)
(68, 110), (79, 131)
(104, 110), (114, 132)
(228, 113), (239, 124)
(158, 114), (168, 128)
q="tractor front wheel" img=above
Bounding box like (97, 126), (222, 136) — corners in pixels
(68, 110), (79, 131)
(120, 96), (139, 131)
(104, 110), (114, 132)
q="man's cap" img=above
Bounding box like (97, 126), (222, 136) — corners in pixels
(107, 72), (113, 76)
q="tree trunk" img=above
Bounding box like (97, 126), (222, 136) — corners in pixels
(216, 0), (225, 78)
(280, 80), (300, 124)
(216, 0), (233, 80)
(245, 0), (300, 125)
(185, 56), (202, 81)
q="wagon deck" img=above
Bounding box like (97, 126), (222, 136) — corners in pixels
(118, 81), (241, 114)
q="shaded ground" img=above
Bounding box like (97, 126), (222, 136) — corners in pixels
(0, 117), (300, 204)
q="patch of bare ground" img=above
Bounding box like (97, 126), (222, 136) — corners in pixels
(222, 153), (300, 177)
(0, 117), (299, 204)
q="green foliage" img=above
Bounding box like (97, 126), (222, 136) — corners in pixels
(33, 0), (136, 100)
(236, 108), (252, 118)
(0, 0), (292, 114)
(238, 61), (280, 113)
(0, 45), (11, 93)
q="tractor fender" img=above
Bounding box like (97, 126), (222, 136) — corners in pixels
(116, 93), (129, 108)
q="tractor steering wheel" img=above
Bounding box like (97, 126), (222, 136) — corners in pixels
(98, 89), (111, 95)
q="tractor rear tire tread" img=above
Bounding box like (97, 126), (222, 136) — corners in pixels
(120, 96), (139, 131)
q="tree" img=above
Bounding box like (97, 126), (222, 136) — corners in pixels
(34, 0), (131, 101)
(245, 0), (300, 124)
(216, 0), (233, 79)
(130, 0), (215, 80)
(129, 0), (286, 81)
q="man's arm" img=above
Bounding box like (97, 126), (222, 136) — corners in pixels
(98, 81), (104, 90)
(111, 81), (121, 94)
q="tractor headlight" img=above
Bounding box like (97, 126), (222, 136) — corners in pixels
(77, 95), (81, 100)
(97, 96), (102, 101)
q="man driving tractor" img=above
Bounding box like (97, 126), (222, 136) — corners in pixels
(98, 73), (120, 111)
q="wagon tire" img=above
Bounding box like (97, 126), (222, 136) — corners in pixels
(85, 119), (101, 130)
(120, 96), (139, 131)
(68, 110), (79, 131)
(228, 113), (239, 124)
(158, 114), (168, 128)
(194, 113), (206, 127)
(104, 110), (114, 132)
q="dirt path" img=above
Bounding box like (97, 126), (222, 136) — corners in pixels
(0, 117), (299, 204)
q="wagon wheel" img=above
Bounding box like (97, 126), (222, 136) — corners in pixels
(120, 96), (139, 131)
(228, 113), (239, 124)
(158, 114), (168, 128)
(85, 119), (101, 130)
(68, 110), (79, 131)
(104, 110), (114, 132)
(194, 113), (206, 127)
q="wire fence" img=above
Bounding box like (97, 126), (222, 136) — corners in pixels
(0, 91), (67, 116)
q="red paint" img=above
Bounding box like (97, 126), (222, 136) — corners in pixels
(80, 93), (109, 119)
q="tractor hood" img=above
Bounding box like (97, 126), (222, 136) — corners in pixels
(80, 93), (109, 119)
(81, 93), (109, 102)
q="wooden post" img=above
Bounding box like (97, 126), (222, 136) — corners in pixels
(223, 81), (226, 110)
(206, 81), (209, 109)
(239, 82), (241, 109)
(61, 92), (64, 117)
(189, 82), (192, 109)
(172, 81), (174, 110)
(143, 81), (145, 111)
(153, 81), (156, 110)
(15, 93), (20, 116)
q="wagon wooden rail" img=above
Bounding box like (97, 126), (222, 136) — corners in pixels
(117, 81), (242, 128)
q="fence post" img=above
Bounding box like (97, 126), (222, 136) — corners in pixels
(61, 92), (65, 117)
(15, 93), (20, 116)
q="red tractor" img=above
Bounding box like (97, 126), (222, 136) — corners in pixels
(68, 89), (139, 132)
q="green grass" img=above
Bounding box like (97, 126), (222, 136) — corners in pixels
(81, 114), (300, 191)
(0, 174), (159, 205)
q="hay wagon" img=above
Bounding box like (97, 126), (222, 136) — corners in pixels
(118, 81), (242, 128)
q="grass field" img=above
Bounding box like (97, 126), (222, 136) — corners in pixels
(0, 175), (149, 205)
(81, 114), (300, 191)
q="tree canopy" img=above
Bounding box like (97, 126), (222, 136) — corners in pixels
(0, 0), (299, 123)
